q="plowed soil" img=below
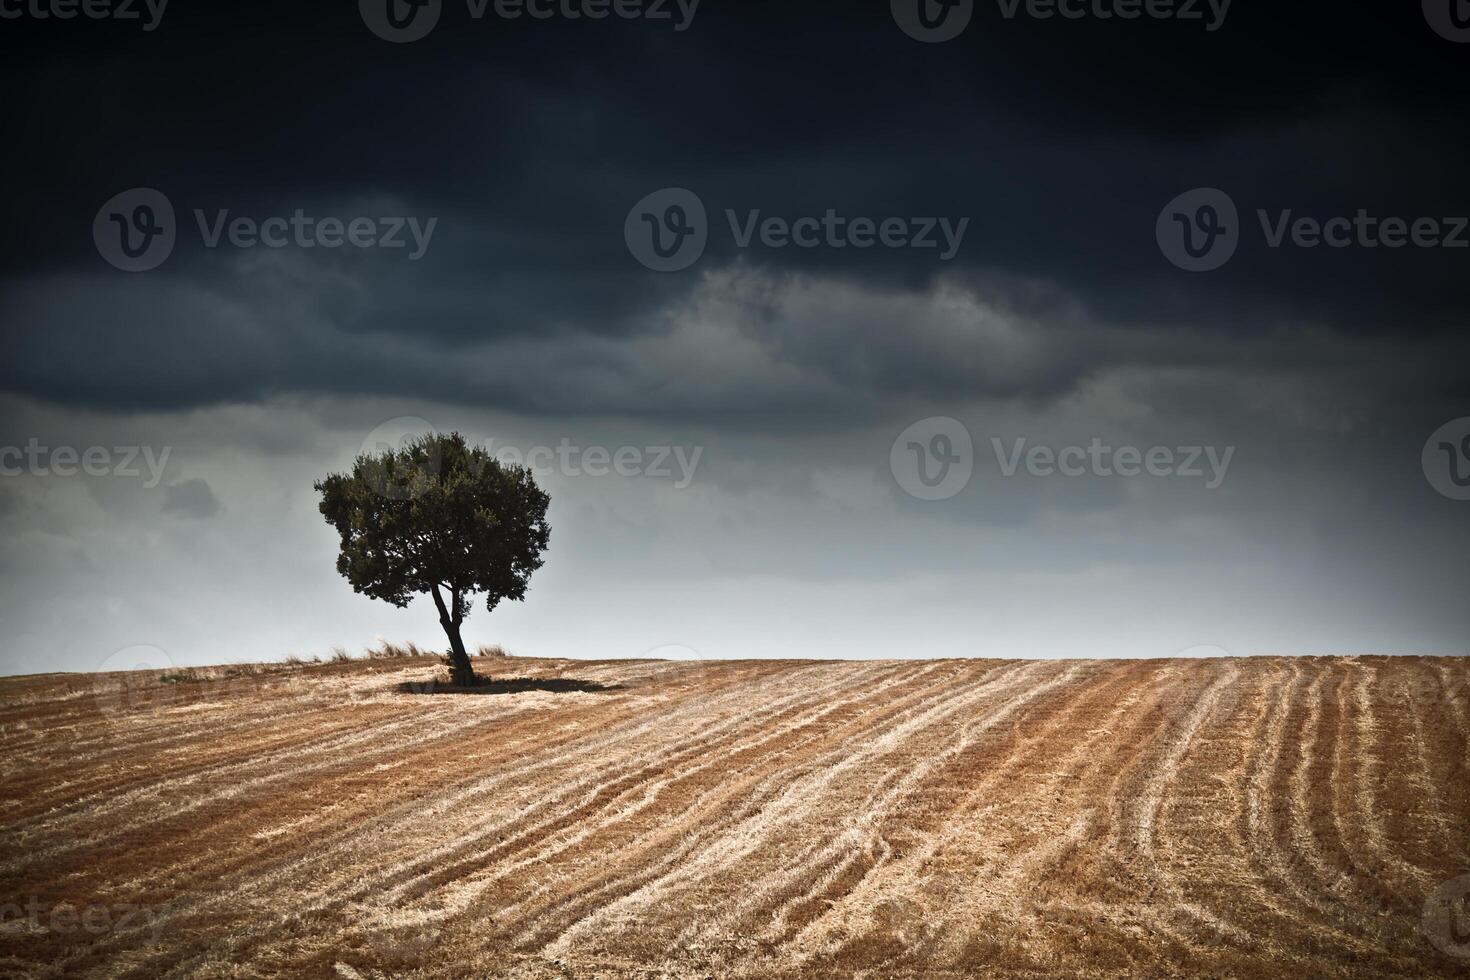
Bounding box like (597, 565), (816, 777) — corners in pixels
(2, 655), (1467, 978)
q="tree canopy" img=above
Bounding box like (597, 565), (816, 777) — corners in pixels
(315, 432), (551, 686)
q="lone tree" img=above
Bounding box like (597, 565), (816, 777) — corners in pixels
(315, 432), (551, 687)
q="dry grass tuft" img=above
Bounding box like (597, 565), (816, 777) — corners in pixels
(366, 640), (434, 660)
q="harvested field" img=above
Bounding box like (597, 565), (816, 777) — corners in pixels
(1, 655), (1468, 978)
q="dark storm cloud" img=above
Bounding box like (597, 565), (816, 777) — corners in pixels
(1, 0), (1466, 417)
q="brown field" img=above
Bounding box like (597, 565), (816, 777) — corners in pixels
(1, 655), (1468, 978)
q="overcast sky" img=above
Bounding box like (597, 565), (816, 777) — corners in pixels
(2, 0), (1468, 676)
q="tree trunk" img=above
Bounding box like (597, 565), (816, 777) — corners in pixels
(431, 584), (477, 687)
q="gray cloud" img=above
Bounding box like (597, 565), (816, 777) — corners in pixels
(162, 478), (222, 519)
(1, 0), (1466, 674)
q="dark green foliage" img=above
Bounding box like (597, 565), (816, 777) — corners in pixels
(315, 433), (551, 686)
